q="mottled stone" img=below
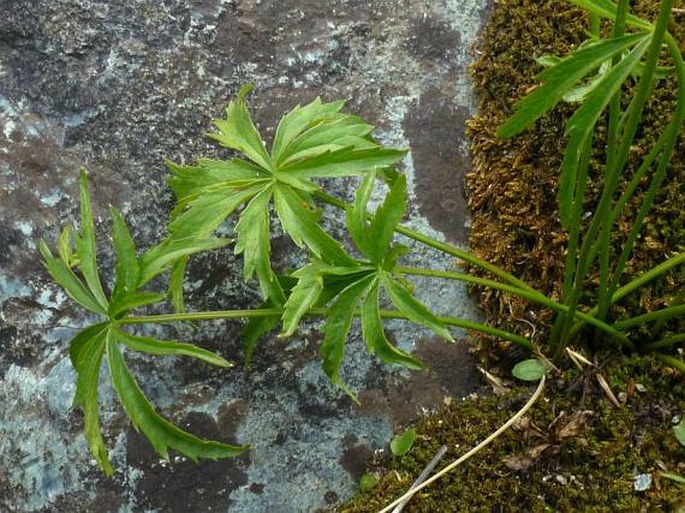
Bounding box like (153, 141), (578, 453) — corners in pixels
(0, 0), (489, 511)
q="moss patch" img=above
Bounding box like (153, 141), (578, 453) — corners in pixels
(339, 358), (684, 511)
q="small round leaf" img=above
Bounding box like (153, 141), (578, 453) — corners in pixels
(512, 359), (548, 382)
(674, 419), (685, 447)
(390, 428), (416, 456)
(359, 472), (379, 492)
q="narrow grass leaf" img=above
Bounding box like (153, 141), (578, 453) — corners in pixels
(208, 84), (272, 171)
(499, 33), (648, 138)
(113, 329), (231, 367)
(75, 169), (109, 311)
(381, 272), (453, 342)
(569, 0), (652, 30)
(107, 336), (248, 461)
(40, 241), (108, 316)
(361, 280), (424, 370)
(558, 35), (651, 228)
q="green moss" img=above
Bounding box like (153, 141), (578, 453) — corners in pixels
(339, 358), (684, 511)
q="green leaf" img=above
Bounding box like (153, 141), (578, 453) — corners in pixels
(273, 184), (352, 265)
(113, 329), (231, 368)
(57, 225), (76, 267)
(390, 428), (416, 456)
(106, 336), (248, 461)
(361, 280), (424, 370)
(359, 472), (379, 493)
(39, 240), (108, 316)
(138, 236), (233, 286)
(109, 291), (167, 319)
(660, 472), (685, 484)
(75, 169), (109, 311)
(169, 257), (188, 314)
(321, 276), (375, 397)
(207, 84), (272, 171)
(169, 185), (264, 238)
(346, 170), (376, 259)
(368, 174), (407, 263)
(558, 35), (651, 228)
(498, 33), (648, 138)
(271, 97), (345, 163)
(280, 262), (325, 337)
(512, 359), (549, 381)
(381, 272), (453, 342)
(278, 115), (375, 167)
(109, 208), (140, 306)
(166, 158), (264, 202)
(569, 0), (652, 31)
(234, 188), (276, 299)
(674, 419), (685, 447)
(280, 146), (407, 180)
(70, 324), (113, 476)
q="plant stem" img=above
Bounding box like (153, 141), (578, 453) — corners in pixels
(613, 304), (685, 330)
(597, 0), (630, 322)
(644, 333), (685, 351)
(550, 0), (675, 359)
(397, 266), (632, 349)
(567, 251), (685, 339)
(118, 306), (534, 349)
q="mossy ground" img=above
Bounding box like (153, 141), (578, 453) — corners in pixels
(338, 0), (685, 511)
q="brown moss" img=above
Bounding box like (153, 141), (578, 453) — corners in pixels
(466, 0), (685, 350)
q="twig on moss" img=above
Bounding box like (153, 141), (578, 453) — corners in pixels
(391, 445), (448, 513)
(379, 375), (546, 513)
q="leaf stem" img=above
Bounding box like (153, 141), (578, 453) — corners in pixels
(396, 266), (632, 349)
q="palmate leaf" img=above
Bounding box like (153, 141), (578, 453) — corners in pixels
(42, 171), (243, 475)
(498, 33), (648, 138)
(165, 86), (406, 305)
(558, 35), (651, 229)
(106, 334), (248, 462)
(281, 262), (326, 337)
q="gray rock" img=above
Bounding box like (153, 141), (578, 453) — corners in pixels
(0, 0), (489, 511)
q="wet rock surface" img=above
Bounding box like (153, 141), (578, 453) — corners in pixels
(0, 1), (489, 511)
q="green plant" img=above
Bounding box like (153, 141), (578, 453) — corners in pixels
(40, 0), (685, 476)
(498, 0), (685, 360)
(390, 428), (417, 457)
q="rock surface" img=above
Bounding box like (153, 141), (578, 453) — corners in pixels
(0, 1), (489, 511)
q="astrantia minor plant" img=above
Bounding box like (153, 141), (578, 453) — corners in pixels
(40, 0), (684, 476)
